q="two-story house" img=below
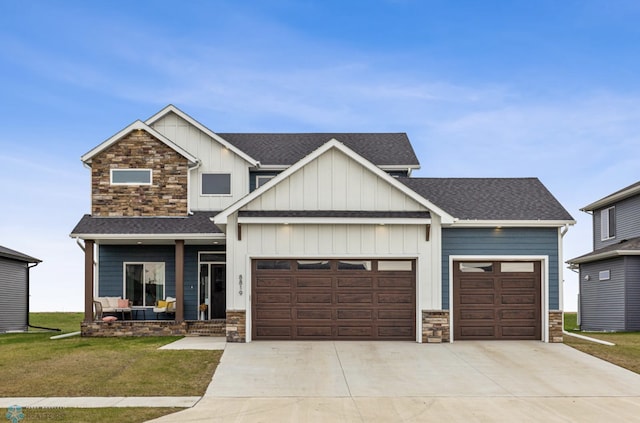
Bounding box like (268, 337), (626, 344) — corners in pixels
(568, 181), (640, 331)
(71, 105), (575, 343)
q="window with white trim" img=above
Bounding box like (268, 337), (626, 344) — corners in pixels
(599, 270), (611, 281)
(124, 262), (165, 307)
(111, 169), (152, 185)
(201, 173), (231, 195)
(601, 206), (616, 240)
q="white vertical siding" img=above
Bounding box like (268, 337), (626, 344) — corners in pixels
(151, 112), (251, 210)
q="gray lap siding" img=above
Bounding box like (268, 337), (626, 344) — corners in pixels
(98, 245), (211, 320)
(442, 227), (560, 310)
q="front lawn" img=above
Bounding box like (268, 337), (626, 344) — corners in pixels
(0, 313), (221, 397)
(563, 312), (640, 375)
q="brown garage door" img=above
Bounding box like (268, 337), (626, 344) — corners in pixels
(453, 261), (541, 340)
(252, 259), (416, 340)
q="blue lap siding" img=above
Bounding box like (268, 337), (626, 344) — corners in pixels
(442, 227), (560, 310)
(97, 245), (223, 320)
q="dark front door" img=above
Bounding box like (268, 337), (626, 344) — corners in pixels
(199, 259), (226, 320)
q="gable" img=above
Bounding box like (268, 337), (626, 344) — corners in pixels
(242, 147), (426, 214)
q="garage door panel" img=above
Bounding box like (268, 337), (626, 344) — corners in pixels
(297, 293), (332, 304)
(454, 260), (541, 341)
(501, 294), (535, 305)
(297, 326), (333, 337)
(378, 309), (413, 320)
(460, 294), (495, 305)
(255, 309), (292, 320)
(253, 259), (415, 340)
(256, 293), (292, 304)
(256, 277), (293, 288)
(297, 309), (332, 320)
(337, 309), (373, 320)
(460, 309), (495, 320)
(378, 277), (414, 288)
(459, 279), (495, 289)
(501, 278), (536, 289)
(337, 293), (373, 304)
(297, 278), (332, 288)
(337, 277), (373, 288)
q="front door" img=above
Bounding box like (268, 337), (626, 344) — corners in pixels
(199, 252), (226, 320)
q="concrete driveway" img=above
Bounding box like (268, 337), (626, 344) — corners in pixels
(149, 341), (640, 422)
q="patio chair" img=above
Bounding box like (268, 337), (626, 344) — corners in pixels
(153, 296), (176, 319)
(93, 300), (104, 321)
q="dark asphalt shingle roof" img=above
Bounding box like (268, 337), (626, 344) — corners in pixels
(399, 177), (574, 221)
(219, 133), (419, 167)
(568, 236), (640, 264)
(0, 245), (41, 263)
(70, 211), (222, 235)
(238, 210), (430, 218)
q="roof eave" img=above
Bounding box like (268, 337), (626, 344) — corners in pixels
(447, 219), (576, 228)
(581, 185), (640, 212)
(568, 250), (640, 265)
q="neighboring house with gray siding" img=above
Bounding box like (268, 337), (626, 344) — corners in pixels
(0, 245), (41, 333)
(70, 104), (575, 343)
(568, 181), (640, 331)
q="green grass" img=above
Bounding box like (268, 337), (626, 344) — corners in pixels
(563, 312), (640, 375)
(0, 313), (221, 397)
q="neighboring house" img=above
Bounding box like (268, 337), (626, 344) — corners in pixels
(568, 181), (640, 331)
(0, 245), (41, 332)
(70, 105), (575, 342)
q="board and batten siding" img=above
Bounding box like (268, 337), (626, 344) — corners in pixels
(593, 195), (640, 250)
(150, 112), (251, 211)
(98, 245), (222, 320)
(625, 256), (640, 331)
(579, 258), (626, 331)
(244, 149), (425, 212)
(0, 257), (28, 332)
(442, 227), (560, 309)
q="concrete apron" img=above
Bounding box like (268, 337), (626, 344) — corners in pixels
(148, 341), (640, 422)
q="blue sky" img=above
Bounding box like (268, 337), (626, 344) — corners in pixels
(1, 0), (639, 311)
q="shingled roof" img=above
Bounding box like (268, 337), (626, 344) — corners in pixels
(568, 236), (640, 264)
(0, 245), (41, 263)
(399, 177), (574, 221)
(219, 133), (419, 167)
(70, 212), (222, 236)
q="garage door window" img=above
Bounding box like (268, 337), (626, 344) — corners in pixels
(500, 262), (534, 272)
(378, 260), (412, 271)
(337, 260), (372, 270)
(297, 260), (330, 270)
(255, 260), (291, 270)
(459, 262), (493, 272)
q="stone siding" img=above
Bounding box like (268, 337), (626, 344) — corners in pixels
(549, 310), (563, 343)
(422, 310), (450, 343)
(226, 310), (246, 343)
(81, 320), (226, 337)
(91, 130), (189, 216)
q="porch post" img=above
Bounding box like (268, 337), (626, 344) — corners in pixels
(84, 240), (95, 323)
(175, 240), (185, 322)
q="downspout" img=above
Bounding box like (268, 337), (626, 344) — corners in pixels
(26, 261), (61, 332)
(559, 224), (569, 336)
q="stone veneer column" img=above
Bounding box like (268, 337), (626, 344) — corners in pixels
(226, 310), (246, 342)
(422, 310), (450, 343)
(548, 310), (563, 343)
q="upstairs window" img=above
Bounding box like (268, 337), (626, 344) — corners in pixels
(202, 173), (231, 195)
(601, 206), (616, 240)
(111, 169), (152, 185)
(256, 174), (275, 188)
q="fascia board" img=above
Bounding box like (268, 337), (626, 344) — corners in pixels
(214, 139), (453, 225)
(81, 120), (199, 165)
(568, 250), (640, 264)
(448, 219), (576, 228)
(145, 105), (259, 167)
(237, 217), (432, 225)
(70, 233), (222, 240)
(379, 165), (421, 170)
(580, 186), (640, 211)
